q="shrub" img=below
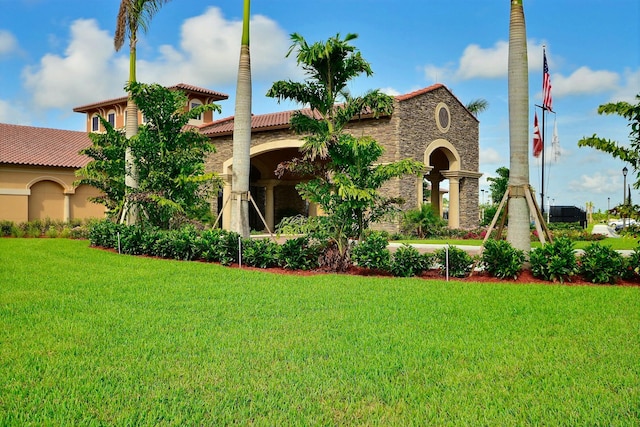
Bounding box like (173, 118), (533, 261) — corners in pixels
(434, 245), (474, 278)
(279, 236), (320, 271)
(0, 220), (13, 237)
(168, 225), (201, 261)
(45, 226), (59, 238)
(622, 245), (640, 280)
(529, 237), (577, 283)
(481, 239), (525, 279)
(241, 238), (280, 268)
(88, 219), (122, 248)
(389, 245), (430, 277)
(197, 229), (240, 265)
(352, 232), (391, 271)
(578, 243), (625, 284)
(401, 204), (446, 238)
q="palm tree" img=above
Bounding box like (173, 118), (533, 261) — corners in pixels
(506, 0), (531, 252)
(114, 0), (170, 225)
(230, 0), (252, 238)
(466, 98), (489, 117)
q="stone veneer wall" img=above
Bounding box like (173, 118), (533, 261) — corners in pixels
(205, 86), (480, 231)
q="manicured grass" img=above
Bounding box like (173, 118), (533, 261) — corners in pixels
(1, 239), (639, 425)
(397, 237), (639, 250)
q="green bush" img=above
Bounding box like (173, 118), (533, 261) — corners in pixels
(196, 229), (240, 266)
(88, 219), (122, 248)
(578, 243), (625, 284)
(401, 204), (446, 238)
(352, 232), (391, 271)
(434, 245), (474, 278)
(481, 239), (525, 279)
(622, 245), (640, 280)
(279, 236), (320, 271)
(530, 237), (577, 283)
(389, 245), (431, 277)
(0, 220), (13, 237)
(241, 238), (280, 268)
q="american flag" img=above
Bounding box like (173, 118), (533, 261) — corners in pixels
(533, 112), (543, 157)
(543, 50), (553, 111)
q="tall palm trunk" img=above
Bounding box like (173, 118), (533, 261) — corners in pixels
(123, 36), (139, 224)
(506, 0), (531, 252)
(230, 0), (252, 237)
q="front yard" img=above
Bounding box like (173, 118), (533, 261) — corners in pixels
(1, 238), (638, 425)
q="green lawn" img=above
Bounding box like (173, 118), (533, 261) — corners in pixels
(1, 239), (639, 425)
(396, 237), (639, 250)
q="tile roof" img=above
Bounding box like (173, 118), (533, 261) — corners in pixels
(200, 85), (449, 136)
(73, 83), (229, 112)
(0, 123), (92, 168)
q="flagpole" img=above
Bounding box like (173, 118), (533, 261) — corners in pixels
(540, 46), (546, 219)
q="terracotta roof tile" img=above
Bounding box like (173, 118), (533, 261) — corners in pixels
(0, 123), (91, 168)
(73, 83), (229, 112)
(201, 86), (457, 136)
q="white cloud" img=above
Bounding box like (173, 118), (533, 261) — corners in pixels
(424, 40), (546, 82)
(22, 19), (124, 110)
(552, 66), (619, 97)
(0, 99), (29, 124)
(138, 7), (295, 87)
(609, 67), (640, 103)
(480, 147), (504, 165)
(567, 171), (617, 195)
(20, 8), (296, 113)
(0, 30), (18, 56)
(379, 87), (401, 96)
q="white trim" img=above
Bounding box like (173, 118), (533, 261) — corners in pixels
(0, 188), (30, 196)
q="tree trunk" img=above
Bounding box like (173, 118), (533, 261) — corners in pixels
(506, 0), (531, 253)
(122, 38), (140, 225)
(230, 0), (252, 238)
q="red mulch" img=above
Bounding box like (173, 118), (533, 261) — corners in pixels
(234, 263), (640, 287)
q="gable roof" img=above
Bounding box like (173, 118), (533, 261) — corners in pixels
(0, 123), (91, 168)
(72, 83), (229, 113)
(199, 84), (472, 136)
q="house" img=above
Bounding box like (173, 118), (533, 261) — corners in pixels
(201, 84), (482, 232)
(0, 123), (105, 223)
(2, 82), (482, 231)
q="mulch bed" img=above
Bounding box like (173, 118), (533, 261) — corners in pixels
(234, 263), (640, 287)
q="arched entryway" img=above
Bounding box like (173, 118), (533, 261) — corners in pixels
(220, 139), (314, 232)
(423, 139), (461, 228)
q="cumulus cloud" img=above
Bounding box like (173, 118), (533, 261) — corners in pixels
(137, 7), (295, 87)
(0, 30), (19, 56)
(22, 19), (124, 110)
(0, 99), (29, 124)
(379, 87), (401, 96)
(568, 170), (620, 195)
(609, 67), (640, 103)
(424, 40), (546, 82)
(480, 147), (504, 165)
(20, 8), (295, 113)
(551, 67), (619, 97)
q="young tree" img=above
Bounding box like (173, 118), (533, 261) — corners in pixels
(267, 33), (422, 268)
(115, 0), (171, 225)
(77, 83), (222, 229)
(75, 119), (127, 219)
(230, 0), (252, 238)
(487, 166), (509, 205)
(577, 94), (640, 190)
(506, 0), (531, 253)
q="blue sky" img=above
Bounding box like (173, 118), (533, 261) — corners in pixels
(1, 0), (639, 212)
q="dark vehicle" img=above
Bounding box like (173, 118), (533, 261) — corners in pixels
(548, 205), (587, 228)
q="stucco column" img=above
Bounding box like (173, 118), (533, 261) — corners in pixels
(63, 193), (70, 222)
(222, 175), (232, 230)
(265, 181), (275, 231)
(447, 177), (460, 228)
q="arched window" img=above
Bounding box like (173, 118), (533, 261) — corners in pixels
(189, 99), (203, 122)
(91, 114), (100, 132)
